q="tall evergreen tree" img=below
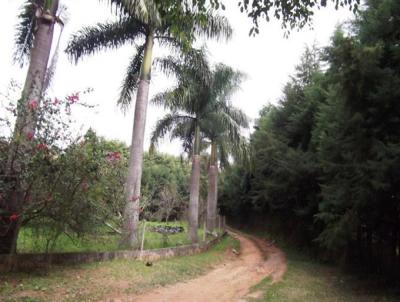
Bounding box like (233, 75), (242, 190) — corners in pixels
(219, 0), (400, 277)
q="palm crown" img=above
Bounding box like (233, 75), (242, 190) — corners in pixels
(66, 0), (231, 109)
(151, 58), (249, 158)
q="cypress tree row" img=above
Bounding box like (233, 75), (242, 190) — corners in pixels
(219, 0), (400, 278)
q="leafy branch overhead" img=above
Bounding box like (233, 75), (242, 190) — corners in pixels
(236, 0), (360, 35)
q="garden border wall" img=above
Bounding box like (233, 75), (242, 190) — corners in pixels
(0, 233), (226, 272)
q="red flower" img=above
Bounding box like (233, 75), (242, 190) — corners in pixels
(67, 93), (80, 104)
(26, 131), (34, 141)
(106, 151), (121, 163)
(27, 99), (38, 111)
(37, 143), (48, 152)
(9, 214), (18, 221)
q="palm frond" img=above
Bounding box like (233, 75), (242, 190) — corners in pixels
(219, 105), (250, 129)
(155, 36), (183, 55)
(150, 90), (173, 107)
(14, 0), (44, 66)
(170, 118), (196, 153)
(218, 140), (230, 168)
(102, 0), (131, 16)
(194, 14), (232, 42)
(66, 18), (146, 63)
(154, 46), (210, 84)
(105, 0), (160, 26)
(150, 112), (194, 145)
(231, 136), (251, 167)
(117, 43), (145, 110)
(213, 111), (242, 143)
(151, 85), (198, 114)
(153, 56), (181, 78)
(212, 64), (246, 101)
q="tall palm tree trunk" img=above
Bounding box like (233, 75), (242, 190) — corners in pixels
(188, 122), (201, 243)
(206, 140), (218, 233)
(1, 0), (59, 255)
(121, 30), (154, 248)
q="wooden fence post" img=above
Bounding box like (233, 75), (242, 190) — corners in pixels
(140, 221), (147, 259)
(203, 221), (206, 242)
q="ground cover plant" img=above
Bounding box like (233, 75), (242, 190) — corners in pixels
(16, 221), (216, 253)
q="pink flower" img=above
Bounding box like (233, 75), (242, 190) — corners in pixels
(27, 99), (38, 111)
(9, 214), (18, 221)
(67, 93), (79, 104)
(26, 131), (34, 141)
(106, 151), (121, 163)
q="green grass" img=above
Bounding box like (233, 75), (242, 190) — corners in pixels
(1, 235), (238, 302)
(243, 229), (399, 302)
(17, 221), (215, 253)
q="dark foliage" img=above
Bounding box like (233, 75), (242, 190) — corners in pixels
(220, 0), (400, 281)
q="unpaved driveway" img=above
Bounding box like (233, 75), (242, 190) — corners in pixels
(107, 230), (287, 302)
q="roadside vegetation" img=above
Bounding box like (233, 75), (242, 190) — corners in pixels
(0, 235), (238, 302)
(242, 228), (399, 302)
(251, 257), (399, 302)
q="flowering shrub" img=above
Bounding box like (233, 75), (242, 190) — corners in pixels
(0, 83), (190, 253)
(0, 86), (118, 252)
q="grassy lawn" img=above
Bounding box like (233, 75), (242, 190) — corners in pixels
(244, 230), (399, 302)
(0, 235), (238, 302)
(17, 221), (216, 253)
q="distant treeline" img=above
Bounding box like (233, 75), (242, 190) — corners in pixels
(219, 0), (400, 280)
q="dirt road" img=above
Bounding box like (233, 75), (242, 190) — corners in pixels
(111, 230), (287, 302)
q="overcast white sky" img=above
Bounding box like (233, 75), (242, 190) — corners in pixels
(0, 0), (354, 155)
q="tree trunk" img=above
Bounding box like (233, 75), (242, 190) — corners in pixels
(12, 1), (59, 148)
(206, 141), (218, 233)
(1, 1), (59, 255)
(121, 30), (154, 248)
(188, 123), (201, 243)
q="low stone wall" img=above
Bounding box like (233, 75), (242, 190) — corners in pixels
(0, 233), (226, 272)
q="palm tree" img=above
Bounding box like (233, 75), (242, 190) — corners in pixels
(202, 113), (249, 234)
(151, 59), (248, 242)
(1, 0), (62, 255)
(66, 0), (232, 247)
(200, 64), (249, 233)
(11, 0), (62, 146)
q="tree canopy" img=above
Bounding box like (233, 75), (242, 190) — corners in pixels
(220, 0), (400, 278)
